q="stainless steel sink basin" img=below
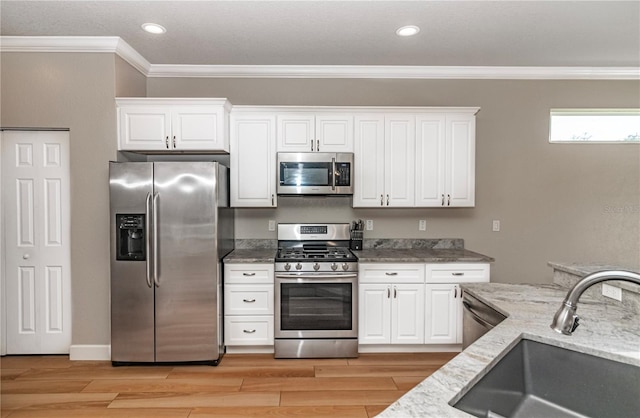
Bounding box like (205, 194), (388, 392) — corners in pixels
(452, 338), (640, 418)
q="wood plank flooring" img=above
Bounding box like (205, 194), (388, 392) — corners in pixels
(1, 352), (457, 418)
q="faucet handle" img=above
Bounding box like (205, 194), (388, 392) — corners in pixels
(570, 316), (580, 333)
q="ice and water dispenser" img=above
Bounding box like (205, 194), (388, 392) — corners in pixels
(116, 214), (146, 261)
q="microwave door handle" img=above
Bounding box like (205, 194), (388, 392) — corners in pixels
(331, 157), (336, 191)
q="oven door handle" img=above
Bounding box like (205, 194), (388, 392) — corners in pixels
(276, 273), (358, 280)
(331, 157), (336, 191)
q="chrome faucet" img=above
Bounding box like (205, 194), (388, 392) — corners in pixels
(550, 270), (640, 335)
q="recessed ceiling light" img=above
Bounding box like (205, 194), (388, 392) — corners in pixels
(396, 25), (420, 37)
(141, 23), (166, 34)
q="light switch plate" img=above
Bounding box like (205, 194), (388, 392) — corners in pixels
(268, 220), (276, 231)
(492, 220), (501, 232)
(419, 220), (426, 231)
(366, 220), (373, 231)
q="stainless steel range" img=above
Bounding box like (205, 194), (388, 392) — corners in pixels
(275, 223), (358, 358)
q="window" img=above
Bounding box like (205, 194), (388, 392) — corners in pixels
(549, 109), (640, 143)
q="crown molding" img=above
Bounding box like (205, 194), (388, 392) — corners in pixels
(0, 36), (151, 74)
(1, 36), (638, 80)
(147, 64), (640, 80)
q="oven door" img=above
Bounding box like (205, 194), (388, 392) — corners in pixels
(275, 273), (358, 339)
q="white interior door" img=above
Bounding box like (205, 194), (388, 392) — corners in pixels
(1, 130), (71, 354)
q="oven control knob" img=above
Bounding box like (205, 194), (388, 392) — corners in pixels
(313, 263), (320, 271)
(331, 263), (338, 271)
(284, 263), (291, 271)
(342, 263), (349, 271)
(295, 263), (302, 270)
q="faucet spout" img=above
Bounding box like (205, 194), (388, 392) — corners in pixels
(550, 270), (640, 335)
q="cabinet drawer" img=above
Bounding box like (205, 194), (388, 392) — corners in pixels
(225, 316), (274, 345)
(359, 263), (425, 283)
(224, 285), (274, 315)
(225, 264), (274, 284)
(426, 263), (490, 283)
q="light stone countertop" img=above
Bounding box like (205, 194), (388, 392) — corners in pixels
(377, 282), (640, 417)
(354, 248), (494, 263)
(223, 249), (276, 263)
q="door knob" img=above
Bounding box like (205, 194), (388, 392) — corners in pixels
(22, 254), (30, 259)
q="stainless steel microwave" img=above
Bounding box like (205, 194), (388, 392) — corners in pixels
(277, 152), (354, 195)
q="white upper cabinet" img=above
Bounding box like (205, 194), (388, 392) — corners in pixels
(416, 113), (476, 207)
(277, 113), (353, 152)
(117, 98), (230, 152)
(230, 113), (277, 207)
(353, 115), (385, 207)
(385, 115), (416, 207)
(353, 114), (415, 207)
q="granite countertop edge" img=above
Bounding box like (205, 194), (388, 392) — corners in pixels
(224, 248), (495, 264)
(377, 282), (640, 417)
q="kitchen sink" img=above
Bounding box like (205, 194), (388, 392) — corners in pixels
(452, 338), (640, 418)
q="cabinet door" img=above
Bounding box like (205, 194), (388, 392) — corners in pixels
(445, 114), (475, 207)
(230, 115), (277, 207)
(316, 115), (354, 152)
(118, 106), (171, 150)
(353, 115), (385, 207)
(172, 106), (227, 151)
(424, 283), (460, 344)
(276, 114), (315, 152)
(415, 115), (446, 206)
(384, 115), (415, 207)
(359, 284), (391, 344)
(391, 283), (425, 344)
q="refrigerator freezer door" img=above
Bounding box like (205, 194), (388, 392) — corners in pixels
(153, 162), (220, 362)
(109, 162), (155, 362)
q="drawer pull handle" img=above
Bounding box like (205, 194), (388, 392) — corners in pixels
(243, 272), (256, 276)
(385, 272), (398, 276)
(452, 272), (465, 276)
(243, 329), (256, 334)
(243, 298), (256, 303)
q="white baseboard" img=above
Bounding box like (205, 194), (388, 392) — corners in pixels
(225, 346), (274, 354)
(69, 344), (111, 361)
(358, 344), (462, 353)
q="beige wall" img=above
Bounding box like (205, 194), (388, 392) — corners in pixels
(1, 52), (144, 347)
(149, 78), (640, 284)
(1, 52), (638, 349)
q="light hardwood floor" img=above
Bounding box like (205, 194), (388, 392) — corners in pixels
(1, 352), (457, 418)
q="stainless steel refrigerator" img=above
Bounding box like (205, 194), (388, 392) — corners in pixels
(109, 161), (234, 365)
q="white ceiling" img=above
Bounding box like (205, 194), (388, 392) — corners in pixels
(1, 0), (639, 69)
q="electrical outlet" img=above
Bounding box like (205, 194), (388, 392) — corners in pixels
(492, 220), (501, 232)
(419, 220), (426, 231)
(268, 220), (276, 231)
(365, 219), (374, 231)
(602, 283), (622, 301)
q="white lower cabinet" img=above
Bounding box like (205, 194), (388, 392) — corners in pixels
(424, 263), (490, 345)
(424, 283), (461, 344)
(224, 264), (274, 349)
(359, 264), (425, 345)
(359, 262), (490, 350)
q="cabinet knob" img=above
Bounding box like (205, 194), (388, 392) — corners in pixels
(271, 194), (275, 206)
(243, 298), (256, 303)
(441, 194), (445, 206)
(172, 135), (176, 149)
(452, 272), (464, 276)
(386, 194), (390, 206)
(385, 272), (398, 276)
(243, 329), (256, 334)
(165, 136), (169, 149)
(243, 272), (256, 276)
(316, 139), (320, 152)
(380, 194), (384, 206)
(447, 194), (451, 206)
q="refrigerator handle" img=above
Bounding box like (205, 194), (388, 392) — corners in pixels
(152, 192), (160, 287)
(145, 192), (152, 288)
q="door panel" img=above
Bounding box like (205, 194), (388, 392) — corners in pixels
(153, 162), (219, 362)
(109, 162), (155, 362)
(3, 130), (71, 354)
